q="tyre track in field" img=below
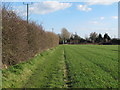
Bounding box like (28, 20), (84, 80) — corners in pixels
(63, 46), (72, 88)
(68, 46), (118, 80)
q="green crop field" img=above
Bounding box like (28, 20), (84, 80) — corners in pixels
(2, 45), (118, 88)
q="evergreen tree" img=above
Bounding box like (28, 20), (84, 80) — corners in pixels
(96, 34), (103, 43)
(103, 33), (111, 42)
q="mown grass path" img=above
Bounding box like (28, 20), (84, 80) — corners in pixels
(3, 46), (67, 88)
(2, 45), (118, 88)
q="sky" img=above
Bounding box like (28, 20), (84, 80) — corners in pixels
(9, 0), (118, 38)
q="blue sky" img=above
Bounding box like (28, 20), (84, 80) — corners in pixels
(11, 1), (118, 38)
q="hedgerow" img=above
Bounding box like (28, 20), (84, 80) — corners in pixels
(2, 7), (59, 66)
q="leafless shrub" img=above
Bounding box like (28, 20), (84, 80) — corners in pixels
(2, 7), (59, 66)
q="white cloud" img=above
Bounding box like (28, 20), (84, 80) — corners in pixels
(87, 0), (118, 5)
(29, 1), (72, 14)
(12, 1), (72, 16)
(77, 5), (92, 12)
(90, 21), (99, 24)
(100, 17), (105, 20)
(77, 0), (118, 12)
(112, 16), (118, 19)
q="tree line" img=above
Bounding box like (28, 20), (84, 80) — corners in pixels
(2, 7), (59, 66)
(59, 28), (120, 45)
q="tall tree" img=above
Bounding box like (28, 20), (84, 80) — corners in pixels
(89, 32), (98, 43)
(103, 33), (111, 42)
(61, 28), (70, 44)
(96, 34), (103, 43)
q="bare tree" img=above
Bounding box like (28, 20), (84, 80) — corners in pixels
(89, 32), (98, 43)
(61, 28), (70, 44)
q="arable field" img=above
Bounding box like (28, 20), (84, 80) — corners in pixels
(2, 45), (118, 88)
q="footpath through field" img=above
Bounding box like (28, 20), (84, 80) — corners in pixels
(3, 46), (67, 88)
(2, 45), (118, 88)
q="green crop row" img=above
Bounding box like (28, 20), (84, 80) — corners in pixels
(64, 45), (118, 88)
(2, 45), (118, 88)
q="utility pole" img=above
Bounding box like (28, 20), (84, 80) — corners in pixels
(23, 2), (32, 23)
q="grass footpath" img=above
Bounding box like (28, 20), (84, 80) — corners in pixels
(2, 46), (66, 88)
(2, 45), (118, 88)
